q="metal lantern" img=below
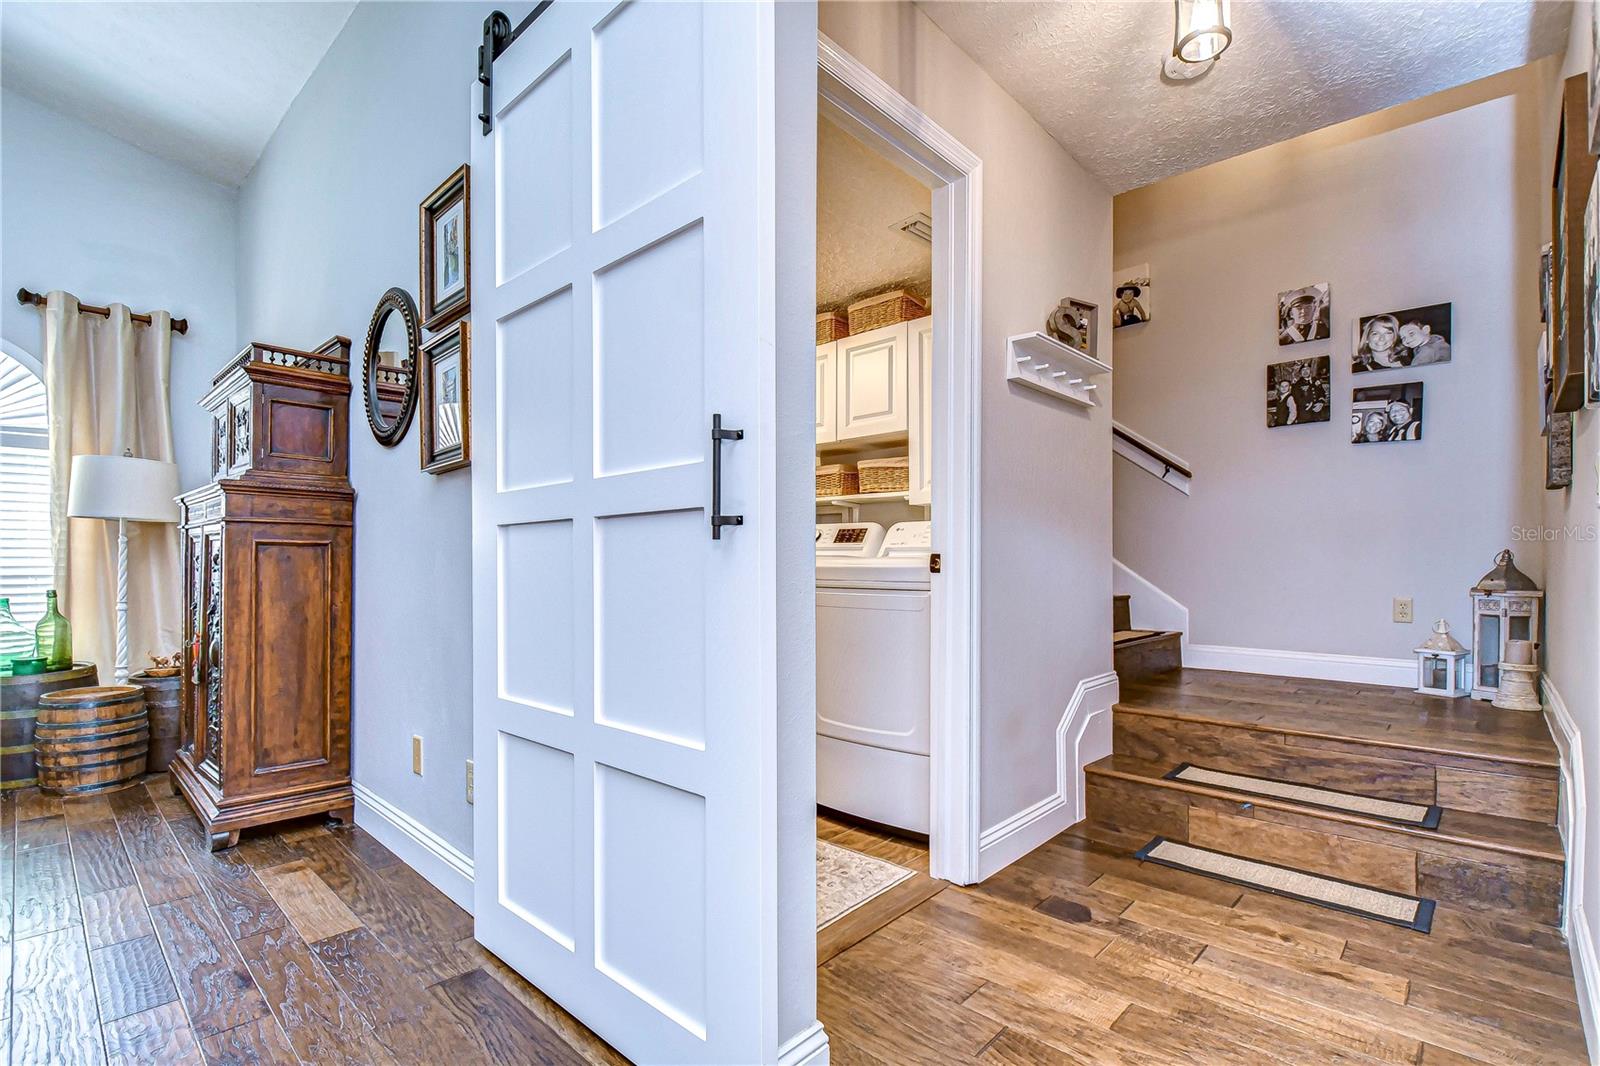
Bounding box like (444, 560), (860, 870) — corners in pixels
(1173, 0), (1233, 64)
(1470, 550), (1543, 701)
(1414, 619), (1471, 698)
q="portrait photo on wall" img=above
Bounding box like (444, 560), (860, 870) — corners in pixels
(1351, 382), (1424, 444)
(1353, 302), (1451, 372)
(1266, 356), (1331, 427)
(1112, 264), (1151, 328)
(1278, 283), (1330, 345)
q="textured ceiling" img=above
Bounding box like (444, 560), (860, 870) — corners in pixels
(919, 1), (1571, 193)
(818, 117), (932, 311)
(0, 2), (355, 186)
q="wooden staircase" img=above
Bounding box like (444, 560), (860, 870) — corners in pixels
(1113, 593), (1182, 681)
(1083, 669), (1566, 928)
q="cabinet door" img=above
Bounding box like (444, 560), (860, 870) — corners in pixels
(816, 342), (837, 444)
(908, 318), (934, 506)
(836, 322), (909, 441)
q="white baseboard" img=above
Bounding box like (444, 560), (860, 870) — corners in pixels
(1543, 678), (1598, 1063)
(352, 782), (475, 914)
(975, 671), (1118, 881)
(1186, 643), (1414, 688)
(777, 1020), (829, 1066)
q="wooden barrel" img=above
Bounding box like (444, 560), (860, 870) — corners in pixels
(129, 672), (182, 771)
(1, 663), (98, 790)
(35, 685), (148, 795)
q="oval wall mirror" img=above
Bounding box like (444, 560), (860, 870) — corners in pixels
(363, 287), (421, 446)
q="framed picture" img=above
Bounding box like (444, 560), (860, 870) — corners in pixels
(1586, 168), (1600, 407)
(1266, 355), (1330, 427)
(1277, 283), (1330, 345)
(1351, 382), (1424, 444)
(1111, 264), (1151, 328)
(1548, 411), (1574, 488)
(1352, 303), (1451, 373)
(419, 164), (470, 332)
(1590, 0), (1600, 155)
(419, 320), (470, 474)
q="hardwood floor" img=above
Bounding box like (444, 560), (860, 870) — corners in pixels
(817, 814), (944, 965)
(6, 769), (1586, 1064)
(0, 775), (626, 1066)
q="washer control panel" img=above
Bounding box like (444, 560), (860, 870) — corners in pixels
(879, 521), (932, 558)
(816, 522), (886, 558)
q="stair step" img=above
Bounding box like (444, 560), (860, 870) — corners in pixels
(1163, 763), (1441, 828)
(1113, 631), (1181, 683)
(1085, 755), (1564, 926)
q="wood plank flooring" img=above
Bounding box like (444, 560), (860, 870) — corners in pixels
(5, 775), (1586, 1064)
(0, 776), (626, 1066)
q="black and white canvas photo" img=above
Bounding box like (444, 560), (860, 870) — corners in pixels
(1353, 303), (1451, 372)
(1586, 171), (1599, 407)
(1266, 356), (1330, 427)
(1277, 283), (1330, 345)
(1112, 264), (1151, 328)
(1351, 382), (1424, 444)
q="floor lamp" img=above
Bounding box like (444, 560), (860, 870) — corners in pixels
(67, 452), (180, 683)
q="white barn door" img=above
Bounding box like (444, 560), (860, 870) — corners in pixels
(470, 2), (779, 1062)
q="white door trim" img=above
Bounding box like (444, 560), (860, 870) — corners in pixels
(818, 34), (983, 885)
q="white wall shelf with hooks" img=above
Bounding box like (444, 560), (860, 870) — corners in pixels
(1005, 331), (1111, 408)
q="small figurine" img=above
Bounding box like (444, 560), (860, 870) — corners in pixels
(145, 651), (182, 678)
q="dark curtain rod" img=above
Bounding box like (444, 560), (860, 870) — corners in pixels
(16, 288), (189, 336)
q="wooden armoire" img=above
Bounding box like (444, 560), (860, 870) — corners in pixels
(170, 337), (355, 850)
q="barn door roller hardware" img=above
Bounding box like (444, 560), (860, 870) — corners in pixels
(478, 2), (555, 135)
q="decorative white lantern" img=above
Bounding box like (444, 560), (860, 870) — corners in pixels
(1414, 619), (1471, 698)
(1470, 550), (1543, 702)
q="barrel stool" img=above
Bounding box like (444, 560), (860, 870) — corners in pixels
(1, 663), (98, 790)
(35, 685), (149, 795)
(128, 671), (182, 771)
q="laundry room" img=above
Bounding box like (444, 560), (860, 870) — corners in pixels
(813, 109), (945, 955)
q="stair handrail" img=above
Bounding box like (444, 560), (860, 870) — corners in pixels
(1112, 422), (1192, 481)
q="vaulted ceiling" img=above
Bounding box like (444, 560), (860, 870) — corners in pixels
(0, 1), (355, 187)
(919, 0), (1573, 193)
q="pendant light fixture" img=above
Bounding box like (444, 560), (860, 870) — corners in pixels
(1162, 0), (1232, 82)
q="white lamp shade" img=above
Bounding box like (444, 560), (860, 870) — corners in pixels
(67, 454), (180, 523)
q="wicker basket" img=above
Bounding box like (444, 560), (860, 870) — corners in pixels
(816, 311), (849, 345)
(857, 456), (909, 494)
(816, 463), (859, 497)
(847, 290), (928, 335)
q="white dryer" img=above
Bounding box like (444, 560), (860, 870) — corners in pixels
(816, 521), (932, 834)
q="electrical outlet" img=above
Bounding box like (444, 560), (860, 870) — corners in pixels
(1393, 597), (1414, 624)
(466, 759), (475, 805)
(411, 734), (423, 775)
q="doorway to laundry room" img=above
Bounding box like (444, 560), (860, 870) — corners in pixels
(810, 39), (982, 958)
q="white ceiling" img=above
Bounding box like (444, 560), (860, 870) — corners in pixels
(0, 1), (355, 187)
(818, 117), (932, 311)
(919, 1), (1572, 193)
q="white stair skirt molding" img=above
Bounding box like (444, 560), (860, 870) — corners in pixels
(353, 782), (475, 915)
(1543, 677), (1598, 1063)
(1185, 644), (1414, 688)
(778, 1021), (830, 1066)
(976, 672), (1118, 882)
(1112, 558), (1189, 649)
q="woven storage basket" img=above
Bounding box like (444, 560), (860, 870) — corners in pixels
(857, 456), (910, 494)
(816, 311), (849, 345)
(816, 464), (859, 497)
(847, 290), (927, 334)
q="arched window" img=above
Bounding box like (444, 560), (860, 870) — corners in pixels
(1, 344), (51, 624)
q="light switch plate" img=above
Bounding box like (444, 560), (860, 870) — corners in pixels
(1393, 597), (1414, 624)
(411, 735), (423, 775)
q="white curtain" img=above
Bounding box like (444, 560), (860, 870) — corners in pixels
(43, 291), (181, 681)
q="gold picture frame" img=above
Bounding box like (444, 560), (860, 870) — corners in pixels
(419, 164), (470, 332)
(419, 320), (470, 474)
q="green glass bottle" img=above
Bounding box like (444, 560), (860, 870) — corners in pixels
(0, 597), (33, 676)
(34, 590), (72, 672)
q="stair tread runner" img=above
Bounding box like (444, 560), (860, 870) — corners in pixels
(1088, 754), (1564, 863)
(1118, 668), (1558, 769)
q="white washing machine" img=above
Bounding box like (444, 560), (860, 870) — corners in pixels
(816, 521), (932, 834)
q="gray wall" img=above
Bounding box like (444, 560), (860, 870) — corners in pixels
(1112, 69), (1548, 660)
(818, 2), (1115, 831)
(0, 90), (238, 491)
(236, 0), (503, 854)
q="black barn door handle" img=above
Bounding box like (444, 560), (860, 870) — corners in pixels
(710, 414), (744, 540)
